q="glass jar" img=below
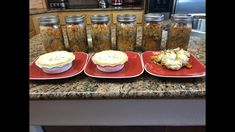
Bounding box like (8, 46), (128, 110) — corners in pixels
(166, 14), (192, 50)
(142, 13), (164, 51)
(90, 15), (111, 52)
(116, 14), (137, 51)
(39, 16), (65, 52)
(65, 15), (88, 52)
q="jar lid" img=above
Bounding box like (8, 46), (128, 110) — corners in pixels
(172, 14), (192, 22)
(39, 16), (59, 25)
(65, 15), (84, 23)
(91, 15), (109, 23)
(144, 13), (164, 22)
(117, 14), (136, 22)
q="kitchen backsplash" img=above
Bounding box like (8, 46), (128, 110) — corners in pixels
(68, 0), (98, 6)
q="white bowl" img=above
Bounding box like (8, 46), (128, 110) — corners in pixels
(39, 62), (72, 74)
(96, 64), (124, 72)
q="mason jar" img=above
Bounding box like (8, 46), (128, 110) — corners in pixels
(90, 15), (111, 52)
(65, 15), (88, 52)
(39, 16), (65, 52)
(142, 13), (164, 51)
(166, 14), (192, 50)
(116, 14), (137, 51)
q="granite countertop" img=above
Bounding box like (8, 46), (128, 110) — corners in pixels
(29, 26), (206, 100)
(30, 6), (144, 15)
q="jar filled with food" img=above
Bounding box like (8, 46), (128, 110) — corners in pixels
(39, 16), (65, 52)
(166, 14), (192, 50)
(90, 15), (111, 52)
(65, 15), (88, 52)
(116, 14), (137, 51)
(142, 13), (164, 51)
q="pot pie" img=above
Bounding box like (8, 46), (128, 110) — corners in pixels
(35, 51), (76, 74)
(92, 50), (128, 72)
(151, 48), (191, 70)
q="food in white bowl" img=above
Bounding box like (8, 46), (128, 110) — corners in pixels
(92, 50), (128, 72)
(35, 51), (76, 74)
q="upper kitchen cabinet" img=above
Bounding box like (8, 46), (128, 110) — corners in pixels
(29, 16), (36, 38)
(30, 0), (47, 9)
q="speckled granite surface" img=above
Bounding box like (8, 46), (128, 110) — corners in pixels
(29, 27), (206, 100)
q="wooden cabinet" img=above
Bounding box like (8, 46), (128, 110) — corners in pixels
(165, 126), (205, 132)
(42, 126), (205, 132)
(30, 0), (47, 9)
(29, 16), (36, 38)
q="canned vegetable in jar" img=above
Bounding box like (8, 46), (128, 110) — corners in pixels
(116, 14), (137, 51)
(166, 14), (192, 50)
(142, 13), (164, 51)
(90, 15), (111, 52)
(65, 15), (88, 52)
(39, 16), (65, 52)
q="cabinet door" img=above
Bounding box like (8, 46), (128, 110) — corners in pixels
(31, 13), (58, 34)
(112, 10), (144, 24)
(30, 0), (46, 9)
(29, 16), (35, 38)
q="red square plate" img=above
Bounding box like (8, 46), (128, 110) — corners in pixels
(29, 52), (88, 80)
(84, 51), (144, 78)
(142, 51), (206, 78)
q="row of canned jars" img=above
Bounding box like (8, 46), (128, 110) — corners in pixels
(39, 13), (192, 53)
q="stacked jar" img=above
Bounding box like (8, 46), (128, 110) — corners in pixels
(90, 15), (111, 52)
(116, 14), (137, 51)
(166, 14), (192, 50)
(142, 13), (164, 51)
(39, 16), (65, 52)
(65, 15), (88, 52)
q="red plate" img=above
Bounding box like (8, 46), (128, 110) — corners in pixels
(142, 51), (206, 78)
(84, 51), (144, 78)
(29, 52), (88, 80)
